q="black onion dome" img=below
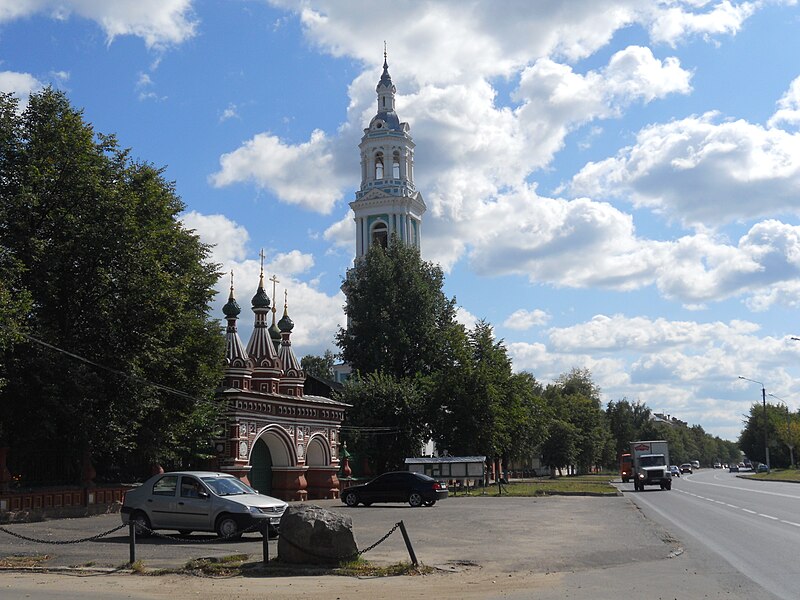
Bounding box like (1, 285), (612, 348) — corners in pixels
(278, 311), (294, 333)
(251, 279), (271, 309)
(223, 292), (241, 318)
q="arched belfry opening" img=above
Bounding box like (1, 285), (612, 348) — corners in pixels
(375, 152), (384, 179)
(371, 222), (388, 249)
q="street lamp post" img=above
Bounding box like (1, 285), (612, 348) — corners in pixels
(739, 376), (770, 471)
(769, 393), (795, 469)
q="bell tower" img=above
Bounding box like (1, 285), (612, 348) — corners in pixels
(350, 49), (426, 259)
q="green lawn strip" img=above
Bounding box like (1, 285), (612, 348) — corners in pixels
(742, 469), (800, 482)
(460, 476), (619, 497)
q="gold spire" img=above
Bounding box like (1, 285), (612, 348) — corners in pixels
(228, 269), (234, 299)
(283, 289), (289, 317)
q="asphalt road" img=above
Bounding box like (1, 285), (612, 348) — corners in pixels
(624, 469), (800, 600)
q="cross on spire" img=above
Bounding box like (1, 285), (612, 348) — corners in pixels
(269, 274), (279, 322)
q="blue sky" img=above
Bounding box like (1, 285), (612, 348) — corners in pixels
(4, 1), (800, 441)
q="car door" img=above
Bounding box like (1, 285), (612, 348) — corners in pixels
(362, 473), (392, 503)
(147, 474), (179, 528)
(174, 475), (213, 531)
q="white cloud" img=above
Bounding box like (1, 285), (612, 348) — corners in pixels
(769, 75), (800, 129)
(210, 129), (349, 214)
(219, 103), (239, 123)
(180, 211), (249, 266)
(0, 70), (43, 108)
(455, 306), (478, 330)
(0, 0), (198, 49)
(646, 0), (756, 46)
(568, 112), (800, 227)
(504, 309), (551, 330)
(268, 250), (314, 275)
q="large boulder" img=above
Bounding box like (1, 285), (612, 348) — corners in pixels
(277, 504), (358, 564)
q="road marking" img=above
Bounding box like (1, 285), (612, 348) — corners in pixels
(780, 520), (800, 527)
(684, 477), (800, 500)
(742, 509), (757, 514)
(725, 503), (739, 508)
(759, 514), (779, 520)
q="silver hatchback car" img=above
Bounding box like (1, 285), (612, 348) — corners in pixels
(121, 471), (287, 538)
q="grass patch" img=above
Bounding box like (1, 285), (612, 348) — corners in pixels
(743, 468), (800, 481)
(461, 475), (619, 497)
(0, 554), (50, 568)
(183, 554), (250, 576)
(335, 558), (432, 577)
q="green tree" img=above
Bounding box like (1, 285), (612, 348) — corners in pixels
(336, 372), (428, 474)
(540, 420), (578, 476)
(301, 350), (336, 380)
(336, 237), (458, 379)
(543, 369), (609, 473)
(0, 89), (225, 479)
(606, 398), (651, 459)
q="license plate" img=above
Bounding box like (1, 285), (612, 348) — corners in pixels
(270, 517), (280, 524)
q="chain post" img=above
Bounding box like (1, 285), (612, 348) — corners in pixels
(261, 522), (269, 565)
(128, 521), (136, 564)
(397, 520), (418, 565)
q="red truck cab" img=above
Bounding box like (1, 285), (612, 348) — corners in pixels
(620, 453), (633, 483)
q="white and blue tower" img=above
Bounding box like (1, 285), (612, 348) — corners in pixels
(350, 51), (426, 259)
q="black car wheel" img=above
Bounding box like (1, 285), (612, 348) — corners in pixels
(344, 491), (359, 507)
(131, 511), (152, 537)
(409, 491), (424, 507)
(177, 529), (193, 536)
(215, 515), (242, 539)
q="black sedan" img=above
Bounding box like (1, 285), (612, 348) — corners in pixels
(341, 471), (448, 507)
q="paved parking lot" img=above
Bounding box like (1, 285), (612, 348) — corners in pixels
(0, 495), (673, 571)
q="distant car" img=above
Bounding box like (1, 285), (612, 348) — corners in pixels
(341, 471), (448, 507)
(691, 461), (700, 469)
(729, 464), (739, 472)
(121, 471), (287, 538)
(680, 463), (693, 474)
(713, 462), (721, 469)
(757, 463), (769, 473)
(669, 465), (681, 477)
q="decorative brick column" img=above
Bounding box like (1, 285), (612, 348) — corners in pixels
(305, 466), (340, 499)
(271, 467), (308, 501)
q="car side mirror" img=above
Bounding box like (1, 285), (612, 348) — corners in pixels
(198, 491), (209, 499)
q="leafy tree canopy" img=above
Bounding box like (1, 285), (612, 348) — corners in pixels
(336, 236), (458, 379)
(301, 350), (335, 380)
(0, 89), (225, 480)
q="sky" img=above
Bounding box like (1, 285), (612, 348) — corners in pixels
(3, 0), (800, 441)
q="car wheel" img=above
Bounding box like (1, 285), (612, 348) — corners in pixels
(409, 492), (424, 507)
(423, 500), (436, 507)
(344, 491), (359, 507)
(177, 530), (193, 536)
(131, 511), (152, 537)
(215, 515), (242, 539)
(666, 481), (672, 490)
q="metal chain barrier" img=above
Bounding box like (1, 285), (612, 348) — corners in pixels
(137, 522), (263, 544)
(0, 522), (128, 545)
(278, 521), (401, 562)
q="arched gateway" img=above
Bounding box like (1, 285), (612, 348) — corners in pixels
(214, 268), (348, 501)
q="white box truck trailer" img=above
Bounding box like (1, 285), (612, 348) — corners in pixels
(630, 440), (671, 491)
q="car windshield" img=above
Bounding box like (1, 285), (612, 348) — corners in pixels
(640, 455), (666, 467)
(201, 476), (256, 496)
